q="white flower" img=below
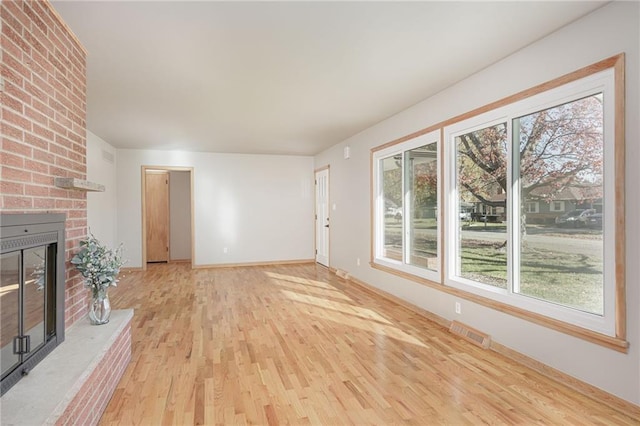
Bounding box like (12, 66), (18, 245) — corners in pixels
(71, 233), (126, 293)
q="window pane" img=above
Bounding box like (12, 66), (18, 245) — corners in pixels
(381, 155), (403, 261)
(405, 144), (438, 270)
(516, 94), (604, 314)
(24, 246), (46, 353)
(456, 123), (508, 288)
(1, 251), (21, 377)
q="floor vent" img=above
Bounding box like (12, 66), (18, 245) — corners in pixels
(449, 321), (491, 349)
(335, 269), (350, 280)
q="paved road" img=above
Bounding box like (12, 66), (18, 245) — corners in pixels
(461, 229), (602, 258)
(404, 227), (602, 258)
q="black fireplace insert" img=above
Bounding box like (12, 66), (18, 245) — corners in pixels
(1, 214), (66, 395)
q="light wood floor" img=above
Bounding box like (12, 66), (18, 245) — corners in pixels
(100, 263), (637, 425)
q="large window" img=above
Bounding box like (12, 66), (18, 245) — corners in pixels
(373, 130), (440, 282)
(446, 67), (617, 336)
(372, 56), (624, 347)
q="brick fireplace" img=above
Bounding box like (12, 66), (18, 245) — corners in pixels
(1, 1), (130, 423)
(1, 0), (88, 324)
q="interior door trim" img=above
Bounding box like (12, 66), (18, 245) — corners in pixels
(141, 166), (195, 270)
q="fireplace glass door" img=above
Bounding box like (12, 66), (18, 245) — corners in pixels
(1, 245), (49, 380)
(1, 213), (64, 396)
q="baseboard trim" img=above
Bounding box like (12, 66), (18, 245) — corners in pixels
(336, 270), (640, 419)
(193, 259), (315, 269)
(490, 341), (640, 420)
(346, 275), (450, 329)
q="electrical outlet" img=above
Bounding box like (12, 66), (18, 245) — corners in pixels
(356, 258), (361, 266)
(455, 302), (461, 314)
(223, 247), (228, 253)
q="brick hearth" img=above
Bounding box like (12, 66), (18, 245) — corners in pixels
(1, 310), (133, 425)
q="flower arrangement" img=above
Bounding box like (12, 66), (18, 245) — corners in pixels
(71, 233), (125, 298)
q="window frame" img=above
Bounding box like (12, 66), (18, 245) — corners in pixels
(372, 130), (441, 283)
(445, 68), (617, 336)
(369, 54), (626, 351)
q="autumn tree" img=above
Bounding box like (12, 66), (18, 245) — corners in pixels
(382, 145), (437, 218)
(410, 146), (438, 218)
(457, 93), (604, 230)
(382, 156), (402, 211)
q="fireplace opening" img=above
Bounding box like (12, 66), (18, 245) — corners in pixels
(1, 214), (66, 396)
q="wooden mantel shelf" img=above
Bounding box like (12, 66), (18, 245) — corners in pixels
(54, 177), (105, 192)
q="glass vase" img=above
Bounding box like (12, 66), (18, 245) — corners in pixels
(89, 288), (111, 325)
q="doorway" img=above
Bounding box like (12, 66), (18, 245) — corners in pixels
(141, 166), (194, 269)
(315, 166), (329, 266)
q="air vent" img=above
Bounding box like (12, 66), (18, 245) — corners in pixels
(335, 269), (350, 280)
(449, 320), (491, 349)
(102, 149), (114, 164)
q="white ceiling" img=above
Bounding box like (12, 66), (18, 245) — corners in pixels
(51, 1), (606, 156)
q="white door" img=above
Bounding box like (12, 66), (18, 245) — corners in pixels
(315, 168), (330, 266)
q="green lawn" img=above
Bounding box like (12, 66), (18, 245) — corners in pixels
(384, 218), (604, 314)
(461, 240), (603, 315)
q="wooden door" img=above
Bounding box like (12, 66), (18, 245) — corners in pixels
(145, 171), (169, 262)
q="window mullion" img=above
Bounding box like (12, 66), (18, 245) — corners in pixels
(376, 158), (384, 259)
(510, 119), (520, 296)
(402, 151), (409, 265)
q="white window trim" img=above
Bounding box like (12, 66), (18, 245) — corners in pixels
(373, 130), (440, 283)
(550, 201), (565, 212)
(444, 68), (616, 336)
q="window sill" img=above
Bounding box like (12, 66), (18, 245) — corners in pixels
(370, 261), (629, 353)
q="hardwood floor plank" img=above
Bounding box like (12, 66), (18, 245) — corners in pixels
(99, 263), (638, 425)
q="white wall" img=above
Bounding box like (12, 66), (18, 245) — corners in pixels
(314, 2), (640, 405)
(117, 150), (315, 268)
(169, 170), (191, 261)
(86, 131), (118, 248)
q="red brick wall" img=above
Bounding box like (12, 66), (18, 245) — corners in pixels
(1, 0), (89, 327)
(55, 322), (132, 426)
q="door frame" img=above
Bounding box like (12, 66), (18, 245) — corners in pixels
(314, 165), (330, 267)
(141, 166), (195, 270)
